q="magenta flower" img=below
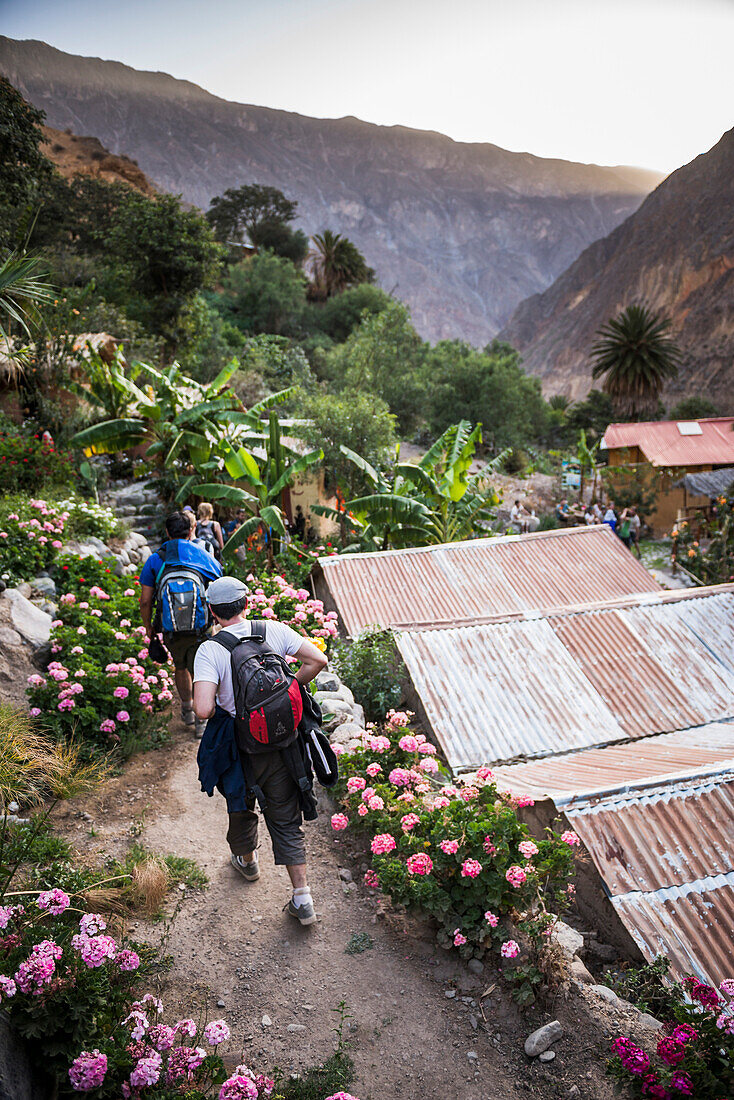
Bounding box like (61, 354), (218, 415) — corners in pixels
(400, 813), (420, 832)
(364, 870), (379, 887)
(657, 1036), (685, 1066)
(671, 1024), (698, 1044)
(69, 1050), (108, 1091)
(406, 852), (433, 875)
(461, 858), (482, 879)
(560, 830), (580, 846)
(440, 839), (459, 855)
(371, 833), (397, 855)
(505, 864), (527, 888)
(484, 910), (499, 927)
(204, 1019), (231, 1045)
(669, 1071), (694, 1095)
(518, 840), (539, 858)
(347, 776), (366, 793)
(501, 939), (520, 958)
(113, 686), (129, 699)
(116, 710), (130, 723)
(117, 949), (140, 972)
(453, 930), (467, 946)
(219, 1075), (259, 1100)
(365, 762), (382, 777)
(37, 888), (70, 915)
(330, 813), (348, 831)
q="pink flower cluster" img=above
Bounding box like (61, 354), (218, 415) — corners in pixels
(505, 864), (527, 888)
(330, 813), (349, 831)
(500, 939), (520, 959)
(461, 858), (482, 879)
(406, 852), (433, 875)
(69, 1049), (108, 1091)
(246, 575), (338, 642)
(37, 888), (70, 915)
(440, 839), (459, 855)
(371, 833), (397, 855)
(71, 931), (118, 968)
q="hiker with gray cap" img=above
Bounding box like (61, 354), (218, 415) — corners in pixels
(193, 576), (328, 926)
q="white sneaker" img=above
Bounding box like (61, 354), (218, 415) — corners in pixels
(231, 852), (260, 882)
(287, 895), (317, 926)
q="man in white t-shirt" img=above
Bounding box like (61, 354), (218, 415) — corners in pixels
(193, 576), (327, 926)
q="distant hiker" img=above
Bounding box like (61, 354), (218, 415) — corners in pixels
(193, 576), (328, 927)
(196, 502), (224, 558)
(618, 507), (633, 548)
(138, 511), (222, 735)
(628, 505), (641, 557)
(555, 499), (570, 524)
(187, 510), (218, 559)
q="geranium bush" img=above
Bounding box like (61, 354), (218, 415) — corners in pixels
(0, 427), (74, 492)
(27, 555), (171, 758)
(608, 976), (734, 1099)
(331, 713), (577, 1001)
(242, 571), (338, 652)
(0, 495), (121, 584)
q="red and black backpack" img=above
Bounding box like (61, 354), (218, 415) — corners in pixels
(212, 622), (303, 753)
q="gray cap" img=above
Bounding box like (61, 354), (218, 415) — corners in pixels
(206, 576), (249, 605)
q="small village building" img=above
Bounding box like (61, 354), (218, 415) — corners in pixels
(601, 417), (734, 535)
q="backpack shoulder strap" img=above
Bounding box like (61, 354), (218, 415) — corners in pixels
(250, 621), (266, 642)
(210, 630), (241, 653)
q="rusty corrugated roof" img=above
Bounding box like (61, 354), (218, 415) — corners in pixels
(612, 875), (734, 988)
(491, 724), (734, 803)
(317, 525), (660, 635)
(565, 777), (734, 894)
(602, 417), (734, 467)
(395, 588), (734, 769)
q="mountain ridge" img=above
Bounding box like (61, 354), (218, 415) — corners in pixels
(0, 35), (661, 344)
(499, 126), (734, 408)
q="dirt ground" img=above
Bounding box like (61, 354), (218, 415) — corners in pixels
(48, 716), (654, 1100)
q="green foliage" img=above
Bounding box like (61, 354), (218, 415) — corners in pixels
(324, 300), (425, 433)
(0, 76), (53, 234)
(295, 389), (397, 497)
(307, 283), (392, 343)
(1, 815), (72, 871)
(424, 339), (548, 450)
(0, 428), (74, 494)
(333, 628), (403, 722)
(603, 956), (682, 1017)
(218, 252), (307, 335)
(601, 458), (660, 518)
(277, 1051), (356, 1100)
(344, 931), (374, 955)
(591, 304), (681, 418)
(565, 389), (614, 441)
(669, 396), (720, 420)
(237, 334), (316, 394)
(0, 251), (54, 352)
(672, 488), (734, 584)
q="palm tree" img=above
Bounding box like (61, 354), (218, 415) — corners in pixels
(590, 304), (681, 418)
(0, 252), (53, 378)
(308, 230), (374, 299)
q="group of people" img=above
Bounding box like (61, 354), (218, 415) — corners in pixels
(138, 510), (328, 927)
(552, 497), (641, 554)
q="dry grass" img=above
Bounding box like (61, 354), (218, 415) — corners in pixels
(0, 705), (108, 808)
(131, 856), (170, 916)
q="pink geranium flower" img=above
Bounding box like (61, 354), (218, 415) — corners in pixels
(330, 813), (348, 831)
(406, 852), (433, 875)
(461, 858), (482, 879)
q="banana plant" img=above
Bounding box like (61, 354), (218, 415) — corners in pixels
(576, 428), (601, 503)
(313, 421), (503, 550)
(193, 410), (323, 568)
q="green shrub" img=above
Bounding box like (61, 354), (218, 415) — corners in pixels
(537, 513), (560, 531)
(333, 627), (403, 721)
(602, 956), (682, 1017)
(0, 427), (74, 492)
(0, 494), (120, 584)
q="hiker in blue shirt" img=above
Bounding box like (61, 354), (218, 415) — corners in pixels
(139, 512), (222, 735)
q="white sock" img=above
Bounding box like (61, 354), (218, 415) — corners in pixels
(293, 886), (312, 906)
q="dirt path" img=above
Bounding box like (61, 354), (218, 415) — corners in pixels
(110, 722), (617, 1100)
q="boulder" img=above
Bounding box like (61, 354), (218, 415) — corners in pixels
(116, 549), (131, 567)
(30, 576), (56, 598)
(2, 590), (52, 647)
(568, 955), (593, 984)
(591, 984), (620, 1007)
(351, 702), (365, 728)
(0, 626), (23, 648)
(329, 722), (363, 744)
(63, 539), (102, 561)
(139, 545), (152, 563)
(315, 671), (340, 693)
(127, 549), (141, 564)
(320, 697), (354, 719)
(552, 920), (584, 956)
(524, 1020), (563, 1057)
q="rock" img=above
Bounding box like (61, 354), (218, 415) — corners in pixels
(552, 920), (584, 956)
(343, 739), (364, 752)
(587, 940), (617, 962)
(445, 989), (456, 998)
(314, 691), (353, 712)
(568, 1087), (580, 1097)
(466, 1051), (478, 1062)
(30, 576), (56, 598)
(261, 1015), (272, 1027)
(468, 1014), (478, 1030)
(2, 590), (52, 647)
(467, 959), (484, 976)
(568, 955), (594, 984)
(638, 1012), (664, 1031)
(330, 722), (363, 744)
(128, 549), (141, 564)
(0, 626), (23, 647)
(217, 999), (226, 1008)
(63, 539), (102, 561)
(591, 984), (620, 1007)
(287, 1024), (307, 1033)
(539, 1050), (556, 1063)
(338, 867), (353, 883)
(351, 702), (366, 728)
(39, 601), (57, 617)
(116, 549), (130, 566)
(15, 583), (32, 599)
(315, 671), (340, 692)
(524, 1020), (563, 1057)
(139, 544), (151, 562)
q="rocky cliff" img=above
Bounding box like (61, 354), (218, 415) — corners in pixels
(500, 128), (734, 408)
(41, 125), (156, 195)
(0, 36), (661, 345)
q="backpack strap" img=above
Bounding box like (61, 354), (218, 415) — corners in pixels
(211, 623), (266, 652)
(237, 750), (268, 814)
(210, 630), (240, 653)
(251, 621), (266, 642)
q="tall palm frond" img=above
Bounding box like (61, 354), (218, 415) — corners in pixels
(591, 304), (681, 417)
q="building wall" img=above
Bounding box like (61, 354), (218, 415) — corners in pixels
(606, 452), (713, 535)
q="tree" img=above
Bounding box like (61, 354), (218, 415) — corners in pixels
(324, 300), (425, 433)
(669, 396), (720, 420)
(308, 230), (375, 299)
(105, 192), (222, 346)
(565, 389), (614, 440)
(424, 339), (547, 451)
(0, 77), (53, 233)
(217, 253), (307, 336)
(590, 304), (681, 418)
(206, 184), (307, 262)
(0, 252), (53, 348)
(307, 283), (392, 343)
(295, 390), (397, 498)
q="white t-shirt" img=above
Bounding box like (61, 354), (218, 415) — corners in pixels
(193, 619), (305, 717)
(510, 504), (522, 522)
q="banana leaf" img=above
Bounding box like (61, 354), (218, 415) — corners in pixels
(192, 483), (257, 506)
(71, 418), (146, 454)
(206, 356), (240, 397)
(222, 515), (262, 557)
(224, 445), (261, 484)
(269, 449), (324, 497)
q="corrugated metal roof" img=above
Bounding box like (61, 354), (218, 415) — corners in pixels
(492, 724), (734, 803)
(565, 777), (734, 894)
(602, 417), (734, 467)
(612, 874), (734, 988)
(395, 589), (734, 770)
(317, 526), (660, 635)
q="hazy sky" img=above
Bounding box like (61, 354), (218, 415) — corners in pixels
(2, 0), (733, 172)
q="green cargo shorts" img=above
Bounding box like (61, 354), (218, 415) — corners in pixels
(162, 631), (208, 673)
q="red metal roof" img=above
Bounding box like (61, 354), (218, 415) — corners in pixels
(316, 526), (660, 635)
(492, 724), (734, 803)
(602, 417), (734, 468)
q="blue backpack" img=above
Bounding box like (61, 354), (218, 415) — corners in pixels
(155, 542), (210, 634)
